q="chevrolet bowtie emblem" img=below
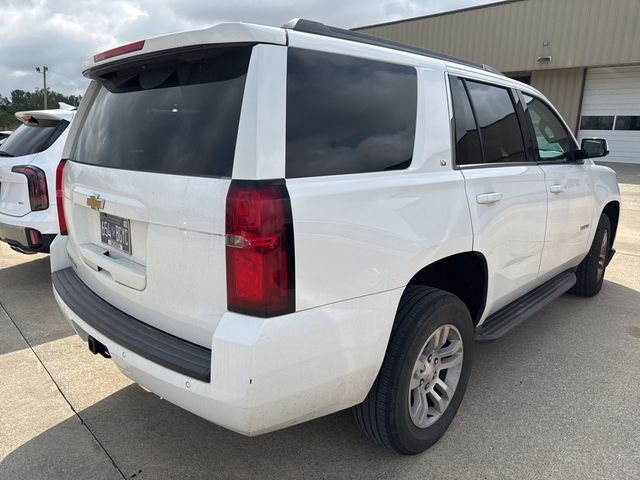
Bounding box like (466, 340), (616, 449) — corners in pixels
(87, 195), (105, 211)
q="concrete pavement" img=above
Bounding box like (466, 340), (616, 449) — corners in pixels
(1, 162), (639, 479)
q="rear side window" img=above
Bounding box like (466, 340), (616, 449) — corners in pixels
(0, 120), (68, 157)
(450, 77), (482, 165)
(286, 48), (417, 178)
(72, 45), (252, 177)
(465, 80), (526, 164)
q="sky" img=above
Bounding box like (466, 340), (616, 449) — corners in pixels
(0, 0), (501, 99)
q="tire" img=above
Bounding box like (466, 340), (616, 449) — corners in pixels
(352, 286), (474, 455)
(570, 214), (611, 297)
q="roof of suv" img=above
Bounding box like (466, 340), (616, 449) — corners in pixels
(84, 18), (501, 77)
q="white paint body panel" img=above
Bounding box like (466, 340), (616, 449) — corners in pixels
(62, 161), (230, 349)
(51, 21), (622, 436)
(538, 163), (595, 279)
(578, 65), (640, 164)
(53, 233), (403, 435)
(0, 109), (74, 239)
(461, 166), (547, 318)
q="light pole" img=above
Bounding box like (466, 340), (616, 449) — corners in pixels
(35, 66), (48, 109)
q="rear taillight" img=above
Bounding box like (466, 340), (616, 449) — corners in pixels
(225, 180), (295, 317)
(56, 160), (67, 235)
(11, 166), (48, 211)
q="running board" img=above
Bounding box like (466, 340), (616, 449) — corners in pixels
(476, 272), (576, 342)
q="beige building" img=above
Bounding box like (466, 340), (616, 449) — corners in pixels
(355, 0), (640, 164)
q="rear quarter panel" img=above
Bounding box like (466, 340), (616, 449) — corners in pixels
(287, 63), (473, 310)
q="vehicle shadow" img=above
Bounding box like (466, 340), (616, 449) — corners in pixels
(0, 256), (74, 355)
(3, 279), (639, 479)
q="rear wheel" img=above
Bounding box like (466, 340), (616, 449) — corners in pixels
(571, 214), (611, 297)
(352, 286), (474, 454)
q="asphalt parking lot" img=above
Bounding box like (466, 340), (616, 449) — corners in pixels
(1, 163), (639, 480)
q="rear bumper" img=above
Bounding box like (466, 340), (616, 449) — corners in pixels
(0, 209), (59, 253)
(0, 221), (55, 253)
(51, 241), (401, 435)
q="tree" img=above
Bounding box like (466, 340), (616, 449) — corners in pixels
(0, 88), (82, 129)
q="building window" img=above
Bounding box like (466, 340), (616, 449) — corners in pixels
(615, 116), (640, 131)
(285, 48), (417, 178)
(508, 73), (532, 85)
(580, 116), (614, 130)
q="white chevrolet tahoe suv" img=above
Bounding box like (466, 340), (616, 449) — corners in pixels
(50, 20), (620, 454)
(0, 107), (74, 254)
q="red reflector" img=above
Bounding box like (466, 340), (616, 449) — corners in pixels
(225, 181), (295, 317)
(56, 160), (68, 235)
(11, 165), (49, 211)
(94, 40), (145, 62)
(27, 228), (42, 247)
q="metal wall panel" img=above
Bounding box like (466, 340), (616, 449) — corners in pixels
(530, 68), (585, 133)
(578, 65), (640, 163)
(356, 0), (640, 73)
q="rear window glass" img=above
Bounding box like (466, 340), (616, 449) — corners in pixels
(465, 80), (526, 164)
(0, 121), (68, 158)
(72, 45), (252, 177)
(450, 77), (483, 165)
(286, 48), (417, 178)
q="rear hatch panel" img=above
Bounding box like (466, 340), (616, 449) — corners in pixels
(64, 162), (229, 348)
(64, 44), (254, 348)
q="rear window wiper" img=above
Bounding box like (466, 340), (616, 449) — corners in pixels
(0, 151), (14, 157)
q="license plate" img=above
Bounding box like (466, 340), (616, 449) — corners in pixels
(100, 213), (131, 255)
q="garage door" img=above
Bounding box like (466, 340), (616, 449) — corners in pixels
(578, 65), (640, 164)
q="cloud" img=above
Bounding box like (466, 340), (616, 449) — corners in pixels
(0, 0), (500, 98)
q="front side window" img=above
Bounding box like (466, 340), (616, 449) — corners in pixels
(465, 81), (526, 164)
(523, 94), (574, 161)
(286, 48), (417, 178)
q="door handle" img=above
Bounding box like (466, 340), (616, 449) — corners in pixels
(549, 184), (566, 194)
(476, 192), (503, 204)
(78, 243), (146, 290)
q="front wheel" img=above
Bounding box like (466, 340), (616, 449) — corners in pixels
(571, 214), (611, 297)
(352, 286), (474, 454)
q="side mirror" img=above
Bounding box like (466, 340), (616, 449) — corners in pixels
(580, 138), (609, 158)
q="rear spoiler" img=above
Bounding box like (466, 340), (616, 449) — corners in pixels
(15, 106), (75, 125)
(83, 22), (286, 75)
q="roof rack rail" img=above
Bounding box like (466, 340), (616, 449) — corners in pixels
(282, 18), (503, 75)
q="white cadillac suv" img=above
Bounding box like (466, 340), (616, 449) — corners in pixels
(50, 19), (620, 454)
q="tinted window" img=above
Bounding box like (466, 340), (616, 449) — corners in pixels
(523, 94), (574, 160)
(286, 48), (417, 178)
(615, 116), (640, 131)
(0, 121), (67, 157)
(450, 77), (482, 165)
(466, 81), (526, 164)
(72, 45), (252, 177)
(580, 116), (614, 130)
